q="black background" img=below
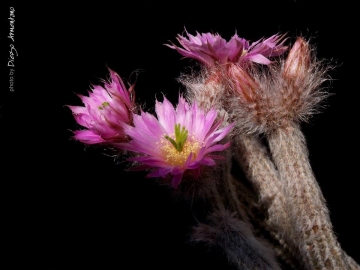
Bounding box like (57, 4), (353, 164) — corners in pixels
(1, 1), (359, 269)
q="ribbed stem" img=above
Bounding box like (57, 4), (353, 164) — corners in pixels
(346, 255), (360, 270)
(230, 169), (300, 269)
(221, 150), (292, 268)
(267, 123), (353, 269)
(232, 133), (300, 268)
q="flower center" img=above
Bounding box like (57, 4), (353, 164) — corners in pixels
(98, 101), (110, 110)
(160, 124), (201, 166)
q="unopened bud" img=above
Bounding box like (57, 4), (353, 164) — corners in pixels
(283, 37), (311, 86)
(227, 63), (259, 103)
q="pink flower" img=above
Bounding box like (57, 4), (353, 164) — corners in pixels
(119, 96), (234, 189)
(68, 68), (135, 146)
(166, 30), (288, 68)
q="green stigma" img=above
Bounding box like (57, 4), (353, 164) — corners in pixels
(164, 123), (188, 152)
(98, 101), (110, 110)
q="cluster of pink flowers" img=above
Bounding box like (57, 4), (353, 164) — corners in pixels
(68, 30), (291, 188)
(68, 67), (234, 188)
(67, 30), (359, 270)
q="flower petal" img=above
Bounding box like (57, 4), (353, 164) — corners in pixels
(73, 130), (105, 144)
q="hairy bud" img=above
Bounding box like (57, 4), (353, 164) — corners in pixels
(282, 37), (311, 88)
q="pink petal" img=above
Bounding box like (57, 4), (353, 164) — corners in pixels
(67, 105), (88, 115)
(205, 122), (234, 146)
(205, 142), (231, 154)
(72, 113), (93, 128)
(200, 157), (216, 166)
(171, 173), (183, 189)
(155, 97), (176, 134)
(73, 130), (105, 144)
(246, 54), (272, 65)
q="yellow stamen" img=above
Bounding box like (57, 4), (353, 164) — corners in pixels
(159, 135), (202, 166)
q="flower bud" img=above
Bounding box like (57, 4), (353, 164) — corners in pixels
(227, 63), (259, 103)
(283, 37), (311, 86)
